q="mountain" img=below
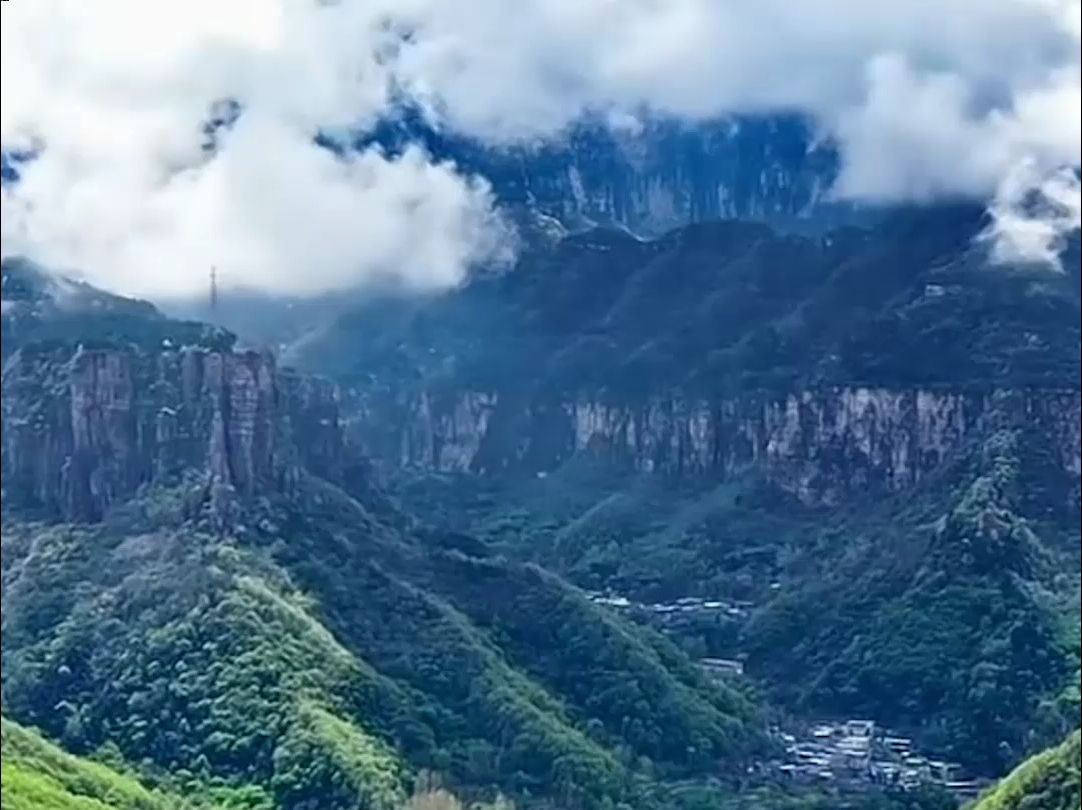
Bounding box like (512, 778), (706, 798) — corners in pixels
(0, 263), (775, 810)
(289, 205), (1080, 501)
(1, 257), (233, 362)
(284, 206), (1082, 775)
(362, 112), (846, 236)
(969, 731), (1080, 810)
(4, 174), (1077, 810)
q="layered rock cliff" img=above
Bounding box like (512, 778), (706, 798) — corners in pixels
(1, 344), (343, 520)
(351, 386), (1082, 505)
(366, 112), (845, 235)
(295, 208), (1080, 509)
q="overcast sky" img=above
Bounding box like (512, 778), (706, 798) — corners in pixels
(1, 0), (1079, 298)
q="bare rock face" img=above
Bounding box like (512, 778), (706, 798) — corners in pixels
(1, 345), (343, 520)
(352, 386), (1082, 505)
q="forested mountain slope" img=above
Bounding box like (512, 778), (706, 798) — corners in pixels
(281, 208), (1082, 777)
(0, 262), (768, 810)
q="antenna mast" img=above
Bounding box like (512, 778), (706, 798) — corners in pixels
(209, 266), (219, 314)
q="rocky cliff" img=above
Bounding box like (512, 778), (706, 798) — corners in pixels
(508, 118), (840, 235)
(296, 209), (1080, 508)
(1, 344), (343, 520)
(366, 112), (845, 235)
(351, 386), (1082, 505)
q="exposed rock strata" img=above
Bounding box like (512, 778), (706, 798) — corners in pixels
(350, 387), (1082, 505)
(2, 346), (342, 520)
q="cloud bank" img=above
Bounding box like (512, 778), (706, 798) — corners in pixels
(1, 0), (1079, 298)
(0, 0), (509, 298)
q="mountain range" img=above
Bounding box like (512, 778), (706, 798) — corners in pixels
(2, 122), (1080, 810)
(358, 112), (848, 236)
(283, 201), (1081, 778)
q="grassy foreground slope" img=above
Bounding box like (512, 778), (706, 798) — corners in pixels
(969, 731), (1080, 810)
(0, 716), (516, 810)
(0, 716), (216, 810)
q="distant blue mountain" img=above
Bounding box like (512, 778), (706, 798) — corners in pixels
(360, 110), (849, 234)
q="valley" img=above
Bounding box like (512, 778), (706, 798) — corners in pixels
(586, 589), (993, 800)
(2, 208), (1079, 809)
(280, 205), (1080, 788)
(2, 5), (1080, 809)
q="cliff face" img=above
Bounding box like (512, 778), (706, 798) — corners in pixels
(367, 113), (844, 236)
(509, 125), (838, 235)
(1, 345), (343, 521)
(352, 386), (1082, 505)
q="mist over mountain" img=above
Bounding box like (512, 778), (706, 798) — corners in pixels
(2, 0), (1079, 299)
(2, 3), (1080, 810)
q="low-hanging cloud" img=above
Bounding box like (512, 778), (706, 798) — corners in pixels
(0, 0), (510, 299)
(3, 117), (508, 298)
(982, 162), (1082, 267)
(1, 0), (1079, 298)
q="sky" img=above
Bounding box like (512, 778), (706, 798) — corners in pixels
(1, 0), (1079, 298)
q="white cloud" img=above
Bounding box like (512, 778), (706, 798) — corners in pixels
(0, 0), (508, 298)
(383, 0), (1080, 263)
(1, 0), (1079, 297)
(982, 162), (1081, 269)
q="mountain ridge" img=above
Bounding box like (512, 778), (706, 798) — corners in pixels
(276, 207), (1081, 778)
(360, 112), (847, 237)
(0, 271), (773, 810)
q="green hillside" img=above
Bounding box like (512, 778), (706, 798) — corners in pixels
(0, 716), (221, 810)
(969, 732), (1080, 810)
(0, 476), (764, 810)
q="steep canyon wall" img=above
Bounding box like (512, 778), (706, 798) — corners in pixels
(1, 346), (343, 520)
(350, 386), (1081, 504)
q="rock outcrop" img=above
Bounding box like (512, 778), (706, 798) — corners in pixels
(350, 386), (1082, 505)
(370, 112), (845, 236)
(1, 345), (343, 520)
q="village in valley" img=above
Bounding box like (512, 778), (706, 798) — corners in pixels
(764, 718), (986, 801)
(585, 590), (989, 802)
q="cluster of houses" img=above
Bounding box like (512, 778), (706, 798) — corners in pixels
(586, 591), (753, 620)
(586, 590), (989, 802)
(587, 591), (750, 679)
(700, 657), (746, 677)
(585, 591), (751, 679)
(772, 720), (987, 800)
